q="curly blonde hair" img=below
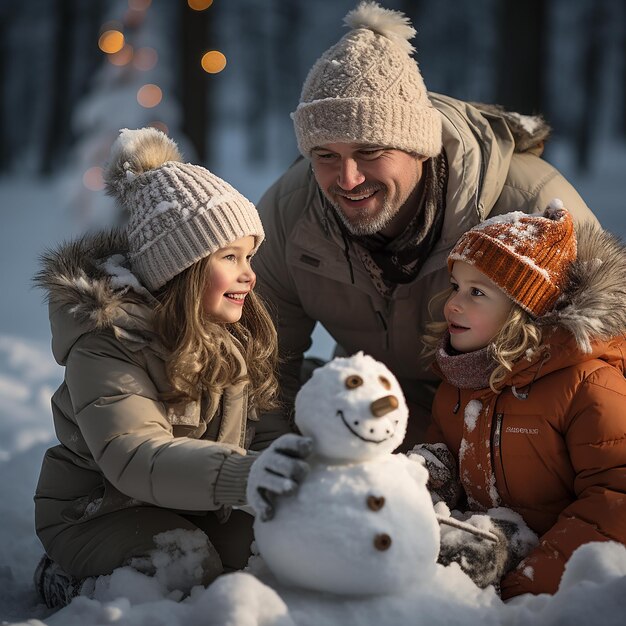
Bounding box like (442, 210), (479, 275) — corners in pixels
(487, 306), (542, 391)
(422, 291), (543, 393)
(153, 255), (279, 410)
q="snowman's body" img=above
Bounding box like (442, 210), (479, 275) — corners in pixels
(249, 352), (440, 595)
(254, 452), (438, 594)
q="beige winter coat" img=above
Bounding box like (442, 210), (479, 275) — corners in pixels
(34, 232), (280, 549)
(254, 93), (598, 444)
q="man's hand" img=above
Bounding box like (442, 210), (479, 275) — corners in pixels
(246, 433), (313, 522)
(407, 442), (462, 509)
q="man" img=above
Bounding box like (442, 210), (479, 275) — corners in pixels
(253, 1), (597, 449)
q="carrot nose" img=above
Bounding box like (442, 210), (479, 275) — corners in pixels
(370, 395), (399, 417)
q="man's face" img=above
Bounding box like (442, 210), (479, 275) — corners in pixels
(310, 142), (427, 237)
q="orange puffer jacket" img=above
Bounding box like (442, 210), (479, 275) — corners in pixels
(427, 223), (626, 599)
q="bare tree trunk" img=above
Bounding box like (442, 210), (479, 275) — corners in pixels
(0, 16), (7, 171)
(271, 0), (302, 149)
(40, 0), (74, 175)
(575, 2), (605, 172)
(179, 2), (210, 164)
(618, 0), (626, 141)
(241, 0), (269, 164)
(496, 0), (547, 114)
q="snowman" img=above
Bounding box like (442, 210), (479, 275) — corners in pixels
(247, 352), (441, 595)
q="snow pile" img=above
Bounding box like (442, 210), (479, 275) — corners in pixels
(28, 542), (626, 626)
(0, 335), (59, 462)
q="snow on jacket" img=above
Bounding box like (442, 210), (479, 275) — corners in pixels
(427, 222), (626, 599)
(33, 231), (277, 545)
(254, 93), (598, 440)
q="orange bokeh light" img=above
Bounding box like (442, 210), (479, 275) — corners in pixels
(188, 0), (213, 10)
(201, 51), (226, 74)
(137, 84), (162, 108)
(98, 30), (125, 54)
(108, 43), (134, 66)
(134, 47), (158, 71)
(83, 167), (105, 191)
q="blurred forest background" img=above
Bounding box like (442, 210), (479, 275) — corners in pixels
(2, 0), (625, 201)
(0, 0), (625, 343)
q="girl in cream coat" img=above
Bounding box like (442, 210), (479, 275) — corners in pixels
(33, 128), (294, 608)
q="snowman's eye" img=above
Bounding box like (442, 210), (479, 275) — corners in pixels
(345, 375), (363, 389)
(379, 376), (391, 390)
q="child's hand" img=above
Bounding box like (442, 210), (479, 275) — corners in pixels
(407, 442), (462, 509)
(247, 433), (313, 522)
(437, 508), (538, 592)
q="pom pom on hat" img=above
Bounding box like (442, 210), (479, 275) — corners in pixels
(103, 127), (264, 292)
(292, 1), (442, 158)
(104, 127), (182, 208)
(344, 1), (416, 54)
(448, 201), (577, 317)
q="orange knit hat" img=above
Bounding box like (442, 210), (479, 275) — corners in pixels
(448, 200), (577, 317)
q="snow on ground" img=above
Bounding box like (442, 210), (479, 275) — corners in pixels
(0, 142), (625, 624)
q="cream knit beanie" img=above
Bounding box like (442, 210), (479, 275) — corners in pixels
(104, 128), (264, 292)
(292, 1), (442, 158)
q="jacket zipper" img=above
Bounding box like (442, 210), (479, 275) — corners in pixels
(491, 412), (510, 500)
(376, 311), (390, 350)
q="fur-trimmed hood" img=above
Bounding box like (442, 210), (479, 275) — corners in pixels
(541, 221), (626, 352)
(34, 230), (161, 365)
(503, 221), (626, 387)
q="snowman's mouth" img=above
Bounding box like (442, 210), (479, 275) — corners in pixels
(336, 410), (394, 444)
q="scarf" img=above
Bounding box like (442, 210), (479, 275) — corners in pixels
(434, 332), (496, 390)
(351, 153), (448, 297)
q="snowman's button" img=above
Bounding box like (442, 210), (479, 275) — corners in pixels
(374, 533), (392, 551)
(367, 495), (385, 511)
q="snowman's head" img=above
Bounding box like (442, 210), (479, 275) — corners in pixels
(294, 352), (408, 462)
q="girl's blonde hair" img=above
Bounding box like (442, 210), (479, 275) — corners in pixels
(422, 289), (543, 393)
(153, 255), (278, 410)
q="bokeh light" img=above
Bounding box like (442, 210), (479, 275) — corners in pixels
(188, 0), (213, 10)
(83, 167), (105, 191)
(137, 84), (162, 108)
(201, 50), (226, 74)
(124, 8), (146, 28)
(133, 47), (158, 71)
(108, 43), (134, 66)
(99, 30), (125, 54)
(148, 121), (169, 134)
(128, 0), (152, 10)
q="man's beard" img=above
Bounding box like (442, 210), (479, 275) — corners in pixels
(325, 184), (398, 236)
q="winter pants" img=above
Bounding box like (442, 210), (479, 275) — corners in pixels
(39, 506), (254, 588)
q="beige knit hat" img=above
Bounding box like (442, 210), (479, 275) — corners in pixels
(292, 1), (442, 158)
(448, 200), (577, 317)
(104, 127), (264, 292)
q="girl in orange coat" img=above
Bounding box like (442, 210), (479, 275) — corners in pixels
(417, 200), (626, 599)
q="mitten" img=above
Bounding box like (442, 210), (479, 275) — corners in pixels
(246, 433), (313, 522)
(407, 442), (462, 509)
(437, 507), (538, 591)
